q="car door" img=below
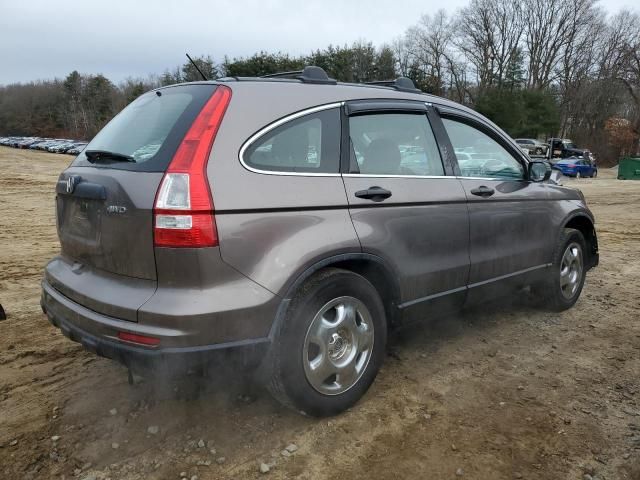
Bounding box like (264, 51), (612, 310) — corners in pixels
(340, 100), (470, 320)
(578, 160), (592, 177)
(435, 107), (556, 303)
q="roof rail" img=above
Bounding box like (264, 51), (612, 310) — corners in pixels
(365, 77), (421, 93)
(261, 70), (303, 78)
(260, 66), (337, 85)
(224, 68), (422, 92)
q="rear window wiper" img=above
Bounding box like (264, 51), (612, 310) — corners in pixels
(85, 150), (135, 163)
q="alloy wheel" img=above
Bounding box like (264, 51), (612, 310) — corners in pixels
(303, 296), (374, 395)
(560, 242), (583, 299)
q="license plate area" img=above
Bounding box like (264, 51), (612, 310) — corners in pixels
(60, 197), (102, 246)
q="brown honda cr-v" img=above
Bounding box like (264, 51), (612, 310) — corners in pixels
(41, 67), (598, 416)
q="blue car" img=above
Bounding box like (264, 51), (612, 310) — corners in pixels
(552, 158), (598, 178)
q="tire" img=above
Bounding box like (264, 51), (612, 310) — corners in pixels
(593, 170), (597, 178)
(576, 171), (581, 179)
(535, 147), (543, 155)
(536, 228), (587, 312)
(264, 268), (387, 416)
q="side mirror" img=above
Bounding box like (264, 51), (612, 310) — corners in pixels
(529, 160), (551, 182)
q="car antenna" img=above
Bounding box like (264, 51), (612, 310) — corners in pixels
(185, 53), (208, 81)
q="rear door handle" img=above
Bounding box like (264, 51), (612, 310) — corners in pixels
(470, 186), (495, 198)
(354, 186), (392, 202)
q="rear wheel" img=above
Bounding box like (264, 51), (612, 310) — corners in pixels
(576, 171), (581, 179)
(536, 228), (586, 311)
(264, 268), (387, 416)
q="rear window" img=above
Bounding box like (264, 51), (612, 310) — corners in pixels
(72, 84), (217, 171)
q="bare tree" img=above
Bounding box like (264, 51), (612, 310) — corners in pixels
(405, 10), (454, 95)
(454, 0), (524, 92)
(392, 36), (412, 77)
(555, 7), (604, 136)
(523, 0), (599, 89)
(608, 11), (640, 116)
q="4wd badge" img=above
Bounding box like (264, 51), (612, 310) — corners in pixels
(106, 205), (127, 214)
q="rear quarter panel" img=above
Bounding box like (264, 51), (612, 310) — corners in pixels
(208, 83), (361, 295)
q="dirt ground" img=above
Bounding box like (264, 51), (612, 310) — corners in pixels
(1, 146), (639, 480)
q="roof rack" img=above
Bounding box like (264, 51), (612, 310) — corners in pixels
(260, 66), (337, 85)
(365, 77), (421, 93)
(261, 70), (303, 78)
(224, 67), (424, 93)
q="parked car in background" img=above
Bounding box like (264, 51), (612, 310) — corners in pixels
(46, 140), (73, 152)
(49, 141), (78, 153)
(547, 138), (589, 159)
(29, 140), (51, 149)
(35, 139), (63, 151)
(17, 137), (40, 148)
(552, 158), (598, 178)
(0, 136), (87, 154)
(66, 143), (88, 155)
(515, 138), (548, 156)
(41, 67), (599, 416)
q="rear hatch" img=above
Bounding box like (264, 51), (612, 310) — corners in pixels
(48, 83), (219, 320)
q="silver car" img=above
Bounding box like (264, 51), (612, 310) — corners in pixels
(41, 67), (599, 416)
(515, 138), (549, 156)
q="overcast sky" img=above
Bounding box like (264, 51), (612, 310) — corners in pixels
(0, 0), (636, 85)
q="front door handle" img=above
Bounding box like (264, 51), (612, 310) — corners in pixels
(470, 186), (495, 197)
(355, 186), (392, 202)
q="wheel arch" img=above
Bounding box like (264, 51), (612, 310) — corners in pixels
(562, 213), (599, 269)
(268, 253), (402, 340)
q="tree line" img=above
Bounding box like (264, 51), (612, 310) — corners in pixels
(0, 0), (638, 165)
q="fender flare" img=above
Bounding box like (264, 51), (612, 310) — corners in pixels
(267, 253), (401, 340)
(561, 209), (595, 230)
(560, 210), (598, 268)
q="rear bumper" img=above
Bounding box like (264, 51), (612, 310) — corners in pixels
(41, 279), (271, 372)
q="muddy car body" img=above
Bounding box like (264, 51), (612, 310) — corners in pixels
(42, 67), (599, 415)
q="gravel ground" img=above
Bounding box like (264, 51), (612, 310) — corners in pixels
(1, 147), (639, 480)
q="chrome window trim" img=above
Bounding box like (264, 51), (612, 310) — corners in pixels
(238, 102), (344, 177)
(342, 173), (455, 179)
(455, 176), (527, 181)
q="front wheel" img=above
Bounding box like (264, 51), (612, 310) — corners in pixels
(264, 268), (387, 416)
(535, 147), (543, 155)
(536, 228), (587, 311)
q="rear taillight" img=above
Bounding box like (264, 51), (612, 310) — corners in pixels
(567, 164), (576, 168)
(154, 86), (231, 248)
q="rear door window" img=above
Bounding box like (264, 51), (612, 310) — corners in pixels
(243, 107), (341, 174)
(72, 84), (218, 172)
(348, 113), (444, 176)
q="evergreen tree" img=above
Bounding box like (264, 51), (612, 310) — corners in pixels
(504, 48), (525, 91)
(182, 55), (218, 81)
